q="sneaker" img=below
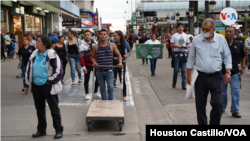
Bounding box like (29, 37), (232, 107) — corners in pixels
(172, 83), (176, 88)
(22, 89), (24, 93)
(13, 56), (16, 59)
(114, 83), (117, 88)
(222, 109), (225, 113)
(123, 97), (128, 101)
(71, 81), (75, 86)
(182, 85), (186, 90)
(85, 94), (90, 100)
(94, 93), (102, 99)
(78, 79), (82, 84)
(247, 69), (250, 75)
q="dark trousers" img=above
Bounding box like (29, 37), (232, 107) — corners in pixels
(129, 43), (133, 50)
(32, 83), (63, 133)
(21, 64), (27, 88)
(142, 59), (148, 64)
(168, 47), (172, 58)
(1, 47), (6, 60)
(195, 72), (223, 125)
(113, 60), (127, 97)
(61, 59), (68, 81)
(84, 65), (99, 94)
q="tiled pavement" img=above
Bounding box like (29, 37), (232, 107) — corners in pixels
(58, 67), (134, 106)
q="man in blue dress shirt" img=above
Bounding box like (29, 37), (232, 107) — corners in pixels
(187, 18), (232, 125)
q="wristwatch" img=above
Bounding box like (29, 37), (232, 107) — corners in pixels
(242, 67), (245, 69)
(225, 72), (231, 75)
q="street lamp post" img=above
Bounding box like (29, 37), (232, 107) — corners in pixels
(189, 8), (194, 35)
(166, 16), (170, 34)
(175, 12), (180, 24)
(245, 9), (248, 35)
(154, 20), (157, 34)
(209, 1), (216, 20)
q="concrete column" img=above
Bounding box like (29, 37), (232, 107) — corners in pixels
(205, 1), (209, 18)
(52, 14), (62, 35)
(189, 18), (194, 36)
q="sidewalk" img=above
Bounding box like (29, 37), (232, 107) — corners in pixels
(130, 45), (250, 125)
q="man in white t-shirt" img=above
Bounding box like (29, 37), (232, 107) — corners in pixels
(170, 23), (190, 90)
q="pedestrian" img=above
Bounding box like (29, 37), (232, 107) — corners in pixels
(33, 34), (38, 41)
(139, 32), (149, 64)
(113, 30), (132, 101)
(48, 32), (58, 49)
(187, 18), (232, 125)
(170, 31), (174, 36)
(65, 30), (82, 86)
(79, 30), (101, 100)
(244, 32), (250, 74)
(10, 34), (17, 58)
(24, 35), (64, 139)
(234, 26), (243, 44)
(222, 26), (246, 118)
(91, 29), (123, 100)
(110, 33), (114, 42)
(1, 34), (6, 61)
(166, 33), (172, 58)
(27, 33), (36, 47)
(170, 23), (190, 90)
(18, 36), (36, 93)
(4, 32), (11, 57)
(54, 36), (68, 85)
(145, 33), (161, 76)
(54, 32), (59, 38)
(128, 33), (133, 51)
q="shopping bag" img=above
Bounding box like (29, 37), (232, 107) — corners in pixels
(185, 84), (195, 99)
(191, 69), (198, 86)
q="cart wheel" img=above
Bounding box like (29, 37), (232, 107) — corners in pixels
(118, 122), (123, 131)
(16, 75), (19, 78)
(87, 121), (92, 132)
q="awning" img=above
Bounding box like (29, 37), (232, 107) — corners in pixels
(136, 1), (250, 12)
(61, 9), (78, 19)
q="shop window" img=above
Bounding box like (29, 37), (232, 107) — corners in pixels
(25, 14), (42, 35)
(1, 10), (8, 34)
(13, 15), (22, 32)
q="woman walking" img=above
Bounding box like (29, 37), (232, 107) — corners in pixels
(166, 33), (172, 58)
(24, 35), (63, 139)
(145, 33), (161, 76)
(10, 34), (17, 58)
(113, 30), (131, 101)
(54, 36), (68, 84)
(65, 30), (82, 86)
(27, 33), (36, 47)
(1, 34), (6, 61)
(18, 36), (36, 93)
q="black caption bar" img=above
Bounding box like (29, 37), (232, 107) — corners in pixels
(146, 125), (250, 140)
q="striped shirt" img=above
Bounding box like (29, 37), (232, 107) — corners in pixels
(96, 43), (113, 72)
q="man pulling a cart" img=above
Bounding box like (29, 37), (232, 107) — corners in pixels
(91, 29), (123, 100)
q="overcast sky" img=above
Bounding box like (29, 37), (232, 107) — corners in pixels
(94, 0), (136, 33)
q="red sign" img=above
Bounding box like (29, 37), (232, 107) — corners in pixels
(94, 15), (98, 26)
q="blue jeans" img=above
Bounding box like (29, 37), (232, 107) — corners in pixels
(150, 59), (157, 74)
(96, 70), (114, 100)
(21, 64), (27, 88)
(10, 44), (16, 57)
(173, 56), (187, 86)
(248, 54), (250, 69)
(222, 74), (240, 113)
(68, 54), (81, 82)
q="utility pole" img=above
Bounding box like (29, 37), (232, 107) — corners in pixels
(205, 1), (209, 18)
(226, 1), (230, 7)
(189, 1), (195, 35)
(194, 1), (199, 36)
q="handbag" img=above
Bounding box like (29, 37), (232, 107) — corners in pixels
(5, 38), (10, 45)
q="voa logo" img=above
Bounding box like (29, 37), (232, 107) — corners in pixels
(220, 7), (238, 26)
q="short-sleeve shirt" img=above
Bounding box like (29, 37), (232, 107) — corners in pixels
(222, 40), (245, 75)
(145, 39), (161, 45)
(170, 33), (190, 52)
(18, 45), (36, 65)
(28, 40), (36, 47)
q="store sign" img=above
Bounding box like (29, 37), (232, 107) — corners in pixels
(14, 6), (24, 15)
(80, 12), (89, 18)
(220, 7), (238, 26)
(94, 15), (98, 26)
(62, 21), (77, 26)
